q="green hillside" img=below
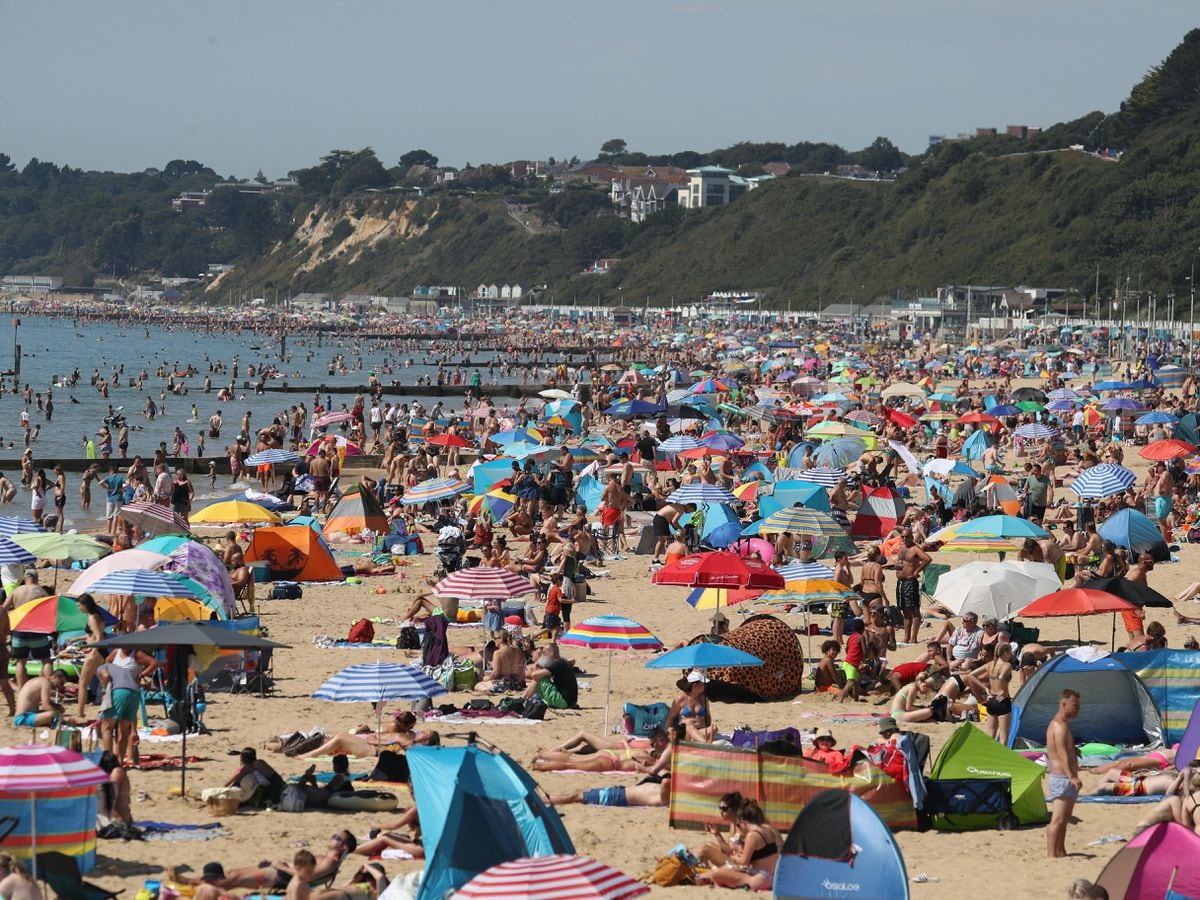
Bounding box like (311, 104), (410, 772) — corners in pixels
(3, 30), (1200, 310)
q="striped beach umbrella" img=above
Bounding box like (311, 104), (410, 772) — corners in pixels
(1014, 423), (1059, 440)
(0, 537), (35, 567)
(0, 744), (107, 875)
(468, 488), (516, 522)
(814, 437), (868, 468)
(9, 595), (114, 634)
(456, 855), (648, 900)
(756, 578), (859, 607)
(85, 569), (205, 599)
(314, 661), (446, 740)
(69, 549), (170, 595)
(934, 514), (1049, 540)
(312, 411), (353, 428)
(560, 616), (661, 732)
(795, 467), (846, 487)
(1069, 464), (1136, 499)
(490, 427), (546, 446)
(401, 476), (471, 505)
(667, 483), (737, 505)
(659, 435), (702, 454)
(432, 567), (537, 601)
(759, 506), (845, 538)
(699, 431), (746, 451)
(730, 480), (763, 501)
(10, 532), (108, 561)
(0, 518), (46, 538)
(118, 502), (190, 535)
(243, 448), (302, 466)
(774, 560), (835, 580)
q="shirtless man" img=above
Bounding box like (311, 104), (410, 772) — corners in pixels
(13, 669), (66, 728)
(221, 531), (252, 596)
(1153, 462), (1174, 540)
(1045, 689), (1081, 858)
(171, 832), (352, 895)
(549, 775), (671, 808)
(894, 530), (930, 644)
(309, 449), (332, 513)
(652, 500), (692, 561)
(598, 474), (630, 554)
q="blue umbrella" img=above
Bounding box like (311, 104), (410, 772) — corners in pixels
(0, 537), (35, 567)
(645, 644), (763, 670)
(314, 661), (446, 737)
(1136, 411), (1179, 426)
(814, 437), (867, 468)
(987, 404), (1021, 416)
(1069, 464), (1136, 499)
(706, 521), (743, 549)
(659, 435), (701, 454)
(795, 467), (846, 487)
(86, 569), (205, 598)
(0, 517), (46, 538)
(1098, 508), (1170, 561)
(774, 561), (835, 580)
(1093, 381), (1131, 391)
(243, 449), (302, 466)
(1101, 398), (1144, 412)
(667, 483), (737, 505)
(608, 399), (663, 419)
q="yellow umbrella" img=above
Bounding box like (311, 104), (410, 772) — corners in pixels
(155, 596), (210, 621)
(190, 500), (281, 524)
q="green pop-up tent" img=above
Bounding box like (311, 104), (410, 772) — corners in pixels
(927, 723), (1048, 830)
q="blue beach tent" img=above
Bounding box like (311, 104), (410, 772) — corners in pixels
(1008, 652), (1163, 749)
(1097, 508), (1170, 562)
(773, 790), (908, 900)
(409, 741), (574, 900)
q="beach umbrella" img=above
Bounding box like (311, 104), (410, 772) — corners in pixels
(503, 442), (562, 461)
(160, 541), (237, 618)
(759, 506), (845, 538)
(887, 439), (921, 473)
(881, 383), (924, 399)
(402, 476), (471, 505)
(456, 854), (648, 900)
(654, 551), (784, 632)
(490, 427), (546, 446)
(538, 389), (574, 400)
(814, 438), (867, 468)
(932, 515), (1049, 540)
(756, 578), (858, 607)
(1014, 423), (1058, 440)
(432, 568), (537, 601)
(699, 431), (746, 451)
(1069, 464), (1136, 499)
(69, 548), (169, 595)
(683, 585), (763, 610)
(118, 502), (190, 536)
(10, 532), (108, 562)
(1140, 439), (1195, 461)
(774, 561), (835, 580)
(1001, 560), (1065, 596)
(667, 483), (737, 505)
(730, 481), (763, 502)
(1018, 588), (1135, 644)
(1136, 411), (1179, 426)
(0, 744), (107, 876)
(424, 433), (473, 449)
(242, 448), (302, 466)
(85, 569), (206, 600)
(937, 535), (1017, 555)
(1098, 508), (1170, 561)
(645, 643), (763, 670)
(795, 467), (846, 487)
(312, 411), (353, 428)
(933, 563), (1042, 621)
(0, 537), (35, 567)
(1079, 576), (1172, 608)
(8, 595), (115, 634)
(560, 615), (662, 733)
(153, 596), (210, 622)
(884, 408), (918, 428)
(306, 434), (362, 456)
(468, 488), (516, 522)
(659, 435), (699, 454)
(191, 500), (281, 525)
(0, 518), (45, 538)
(314, 661), (446, 739)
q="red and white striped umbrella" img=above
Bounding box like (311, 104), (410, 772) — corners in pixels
(118, 501), (191, 535)
(432, 567), (537, 601)
(456, 855), (648, 900)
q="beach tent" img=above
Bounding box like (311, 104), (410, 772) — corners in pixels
(1098, 508), (1170, 562)
(1008, 651), (1163, 749)
(1175, 411), (1200, 446)
(982, 474), (1021, 516)
(408, 741), (574, 900)
(928, 723), (1047, 829)
(1114, 649), (1200, 746)
(697, 615), (805, 702)
(323, 484), (388, 536)
(573, 474), (603, 513)
(960, 428), (991, 461)
(849, 485), (906, 539)
(698, 502), (740, 545)
(245, 525), (343, 582)
(773, 790), (909, 900)
(1097, 823), (1200, 900)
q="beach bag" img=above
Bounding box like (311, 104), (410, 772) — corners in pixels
(271, 581), (302, 600)
(622, 702), (670, 736)
(451, 658), (478, 690)
(348, 619), (375, 644)
(279, 785), (307, 813)
(497, 697), (525, 714)
(397, 626), (421, 650)
(645, 855), (695, 887)
(280, 731), (325, 757)
(522, 697), (548, 720)
(369, 750), (411, 783)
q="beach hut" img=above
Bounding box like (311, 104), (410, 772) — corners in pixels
(245, 525), (343, 582)
(773, 790), (909, 900)
(1008, 651), (1163, 749)
(1096, 823), (1200, 900)
(927, 723), (1048, 830)
(323, 484), (388, 536)
(408, 741), (574, 900)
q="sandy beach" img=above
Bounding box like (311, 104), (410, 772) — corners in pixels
(3, 432), (1190, 899)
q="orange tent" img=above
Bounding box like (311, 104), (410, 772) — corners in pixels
(324, 484), (389, 537)
(246, 525), (343, 582)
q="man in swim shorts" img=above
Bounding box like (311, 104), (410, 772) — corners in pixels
(1045, 689), (1081, 858)
(550, 775), (670, 808)
(12, 669), (66, 728)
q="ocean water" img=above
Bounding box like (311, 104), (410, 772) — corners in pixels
(0, 316), (524, 530)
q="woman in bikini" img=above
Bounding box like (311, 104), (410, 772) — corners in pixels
(696, 799), (781, 891)
(858, 546), (885, 612)
(890, 672), (940, 723)
(1130, 766), (1200, 837)
(981, 641), (1015, 745)
(530, 740), (663, 773)
(667, 670), (717, 741)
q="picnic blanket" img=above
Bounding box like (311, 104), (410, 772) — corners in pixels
(136, 821), (231, 842)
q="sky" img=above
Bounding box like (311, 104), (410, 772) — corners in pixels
(1, 1), (1196, 179)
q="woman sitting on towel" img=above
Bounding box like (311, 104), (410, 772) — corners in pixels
(531, 730), (669, 773)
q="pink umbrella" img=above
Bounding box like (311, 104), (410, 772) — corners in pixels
(733, 537), (775, 564)
(70, 548), (169, 595)
(305, 435), (362, 456)
(313, 411), (353, 428)
(432, 568), (537, 602)
(0, 744), (107, 876)
(457, 855), (648, 900)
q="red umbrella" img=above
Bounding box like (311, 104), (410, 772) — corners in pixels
(1018, 587), (1136, 645)
(1140, 439), (1195, 461)
(426, 433), (473, 449)
(884, 407), (917, 428)
(653, 551), (785, 589)
(956, 412), (1000, 427)
(432, 568), (537, 601)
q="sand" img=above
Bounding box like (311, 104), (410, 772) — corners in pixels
(5, 450), (1192, 899)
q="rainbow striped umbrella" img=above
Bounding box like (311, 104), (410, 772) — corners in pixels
(457, 854), (648, 900)
(9, 595), (116, 634)
(0, 744), (107, 876)
(468, 488), (516, 522)
(401, 476), (471, 505)
(560, 615), (662, 732)
(731, 480), (762, 501)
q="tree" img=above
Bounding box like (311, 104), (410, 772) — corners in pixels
(398, 149), (439, 169)
(857, 137), (903, 173)
(254, 168), (269, 184)
(599, 138), (627, 158)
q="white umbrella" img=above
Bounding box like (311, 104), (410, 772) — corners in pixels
(1003, 560), (1064, 596)
(69, 549), (170, 595)
(934, 562), (1040, 621)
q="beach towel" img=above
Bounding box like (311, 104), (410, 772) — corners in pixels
(1076, 794), (1164, 804)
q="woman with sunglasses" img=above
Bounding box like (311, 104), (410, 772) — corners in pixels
(696, 792), (744, 867)
(696, 799), (781, 891)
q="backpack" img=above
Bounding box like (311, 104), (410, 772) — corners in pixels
(348, 618), (375, 644)
(271, 581), (303, 600)
(279, 785), (307, 813)
(397, 626), (421, 650)
(522, 697), (548, 720)
(645, 855), (695, 887)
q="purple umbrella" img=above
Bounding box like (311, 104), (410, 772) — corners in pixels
(162, 541), (237, 617)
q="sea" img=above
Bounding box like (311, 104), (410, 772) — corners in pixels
(1, 316), (538, 530)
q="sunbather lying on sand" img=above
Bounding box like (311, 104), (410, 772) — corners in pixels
(532, 733), (667, 773)
(549, 774), (670, 807)
(297, 728), (440, 760)
(168, 831), (353, 894)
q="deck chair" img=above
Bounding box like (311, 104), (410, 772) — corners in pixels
(37, 852), (124, 900)
(921, 563), (951, 605)
(592, 521), (621, 559)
